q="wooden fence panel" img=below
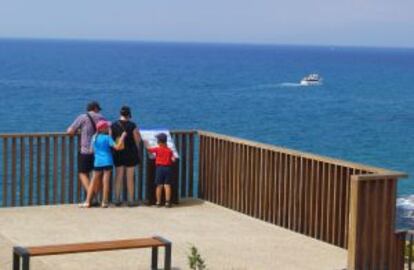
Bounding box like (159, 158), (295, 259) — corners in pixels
(19, 137), (25, 206)
(188, 133), (194, 197)
(68, 136), (74, 203)
(28, 137), (34, 205)
(2, 138), (8, 207)
(196, 130), (406, 269)
(36, 137), (42, 205)
(198, 135), (204, 198)
(0, 130), (196, 207)
(11, 138), (16, 206)
(180, 134), (187, 197)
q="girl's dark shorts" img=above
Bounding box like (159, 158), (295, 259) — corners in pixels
(94, 165), (113, 172)
(155, 166), (173, 185)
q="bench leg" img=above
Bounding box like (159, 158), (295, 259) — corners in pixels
(164, 243), (171, 270)
(22, 255), (30, 270)
(151, 247), (158, 270)
(13, 252), (20, 270)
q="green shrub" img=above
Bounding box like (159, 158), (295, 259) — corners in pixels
(188, 245), (207, 270)
(405, 241), (414, 260)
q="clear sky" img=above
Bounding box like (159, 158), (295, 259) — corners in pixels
(0, 0), (413, 48)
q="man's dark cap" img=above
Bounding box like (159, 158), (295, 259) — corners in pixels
(156, 133), (168, 143)
(87, 101), (102, 112)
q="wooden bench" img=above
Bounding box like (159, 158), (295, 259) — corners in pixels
(13, 236), (172, 270)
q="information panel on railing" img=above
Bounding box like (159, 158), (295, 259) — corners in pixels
(140, 129), (179, 159)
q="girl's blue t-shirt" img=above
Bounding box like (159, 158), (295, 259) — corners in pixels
(92, 134), (115, 167)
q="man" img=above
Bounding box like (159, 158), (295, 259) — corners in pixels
(67, 101), (105, 195)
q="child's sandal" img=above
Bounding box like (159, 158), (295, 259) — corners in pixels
(101, 202), (109, 208)
(78, 202), (90, 208)
(155, 202), (162, 208)
(165, 201), (171, 208)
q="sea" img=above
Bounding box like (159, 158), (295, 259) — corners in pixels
(0, 39), (413, 228)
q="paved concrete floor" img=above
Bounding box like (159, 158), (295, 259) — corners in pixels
(0, 199), (346, 270)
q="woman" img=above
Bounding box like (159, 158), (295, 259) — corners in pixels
(111, 106), (142, 206)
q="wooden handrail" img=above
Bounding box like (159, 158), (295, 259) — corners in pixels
(0, 132), (71, 138)
(0, 130), (197, 138)
(355, 173), (407, 181)
(197, 130), (404, 176)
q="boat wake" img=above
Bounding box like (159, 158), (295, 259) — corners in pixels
(277, 82), (304, 87)
(232, 81), (317, 92)
(234, 82), (304, 91)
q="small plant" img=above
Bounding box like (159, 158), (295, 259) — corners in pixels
(405, 241), (414, 261)
(188, 245), (207, 270)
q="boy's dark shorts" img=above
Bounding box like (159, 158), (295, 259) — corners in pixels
(155, 166), (173, 185)
(78, 153), (94, 173)
(94, 165), (113, 172)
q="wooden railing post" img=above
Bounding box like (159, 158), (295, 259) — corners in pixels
(393, 231), (407, 270)
(348, 174), (403, 270)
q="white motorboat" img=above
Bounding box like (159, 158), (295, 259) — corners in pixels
(300, 74), (322, 86)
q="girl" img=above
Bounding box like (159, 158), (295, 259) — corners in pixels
(79, 120), (126, 208)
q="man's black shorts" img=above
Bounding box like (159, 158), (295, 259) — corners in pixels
(155, 166), (173, 185)
(78, 153), (94, 174)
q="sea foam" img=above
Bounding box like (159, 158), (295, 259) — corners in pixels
(397, 195), (414, 218)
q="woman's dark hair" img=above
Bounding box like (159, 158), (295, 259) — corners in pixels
(120, 106), (132, 118)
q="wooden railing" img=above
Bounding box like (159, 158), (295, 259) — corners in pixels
(0, 131), (196, 206)
(394, 231), (409, 270)
(407, 231), (414, 270)
(0, 129), (408, 270)
(197, 130), (406, 270)
(0, 132), (79, 206)
(394, 230), (414, 270)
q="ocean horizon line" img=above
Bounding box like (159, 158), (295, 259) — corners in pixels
(1, 36), (414, 51)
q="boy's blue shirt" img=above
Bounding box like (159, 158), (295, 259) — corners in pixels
(92, 134), (115, 167)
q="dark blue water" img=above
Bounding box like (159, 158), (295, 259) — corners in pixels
(0, 39), (413, 227)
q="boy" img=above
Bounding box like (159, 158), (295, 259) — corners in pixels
(146, 133), (176, 207)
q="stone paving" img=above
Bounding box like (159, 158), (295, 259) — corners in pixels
(0, 199), (346, 270)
